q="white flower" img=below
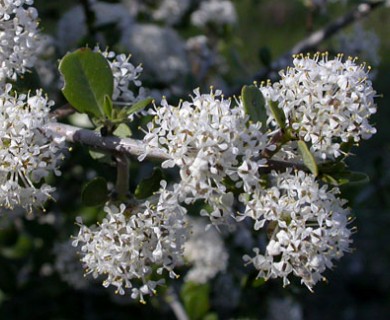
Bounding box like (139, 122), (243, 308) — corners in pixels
(191, 0), (237, 28)
(261, 53), (377, 159)
(0, 84), (64, 212)
(73, 182), (188, 303)
(184, 218), (228, 283)
(142, 88), (267, 225)
(97, 49), (145, 105)
(0, 0), (42, 81)
(242, 170), (352, 290)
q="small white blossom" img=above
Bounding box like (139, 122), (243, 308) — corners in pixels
(242, 170), (352, 290)
(0, 84), (64, 212)
(73, 182), (188, 303)
(184, 218), (228, 283)
(191, 0), (237, 28)
(0, 0), (42, 81)
(98, 48), (145, 105)
(261, 53), (377, 159)
(142, 88), (267, 225)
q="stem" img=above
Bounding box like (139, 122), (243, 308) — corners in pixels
(43, 122), (309, 173)
(43, 122), (170, 161)
(115, 153), (129, 199)
(165, 287), (189, 320)
(230, 1), (384, 95)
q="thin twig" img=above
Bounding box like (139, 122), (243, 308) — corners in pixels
(165, 287), (189, 320)
(230, 1), (384, 95)
(43, 122), (170, 161)
(44, 122), (310, 173)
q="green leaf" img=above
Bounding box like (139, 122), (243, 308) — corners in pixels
(135, 168), (164, 199)
(241, 85), (267, 131)
(321, 173), (339, 186)
(127, 97), (153, 116)
(59, 48), (114, 118)
(321, 171), (369, 186)
(113, 123), (132, 138)
(180, 282), (210, 320)
(297, 140), (318, 177)
(269, 100), (286, 129)
(103, 95), (113, 119)
(252, 277), (266, 288)
(318, 161), (346, 174)
(347, 171), (369, 185)
(82, 177), (109, 206)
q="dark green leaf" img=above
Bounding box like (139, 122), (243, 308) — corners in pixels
(127, 97), (153, 116)
(252, 277), (266, 288)
(321, 173), (339, 186)
(180, 282), (210, 320)
(297, 140), (318, 177)
(82, 177), (109, 206)
(269, 100), (286, 129)
(241, 85), (267, 131)
(135, 168), (164, 199)
(321, 171), (369, 186)
(59, 48), (114, 118)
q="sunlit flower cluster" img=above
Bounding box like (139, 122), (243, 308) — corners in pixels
(99, 49), (145, 104)
(0, 84), (64, 212)
(73, 182), (188, 303)
(242, 170), (352, 289)
(0, 0), (42, 81)
(142, 88), (268, 225)
(261, 53), (377, 159)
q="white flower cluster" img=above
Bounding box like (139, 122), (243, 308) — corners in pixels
(98, 49), (145, 104)
(0, 84), (64, 212)
(261, 53), (377, 159)
(143, 88), (267, 225)
(242, 170), (352, 290)
(191, 0), (237, 28)
(184, 218), (228, 283)
(0, 0), (42, 81)
(73, 182), (188, 303)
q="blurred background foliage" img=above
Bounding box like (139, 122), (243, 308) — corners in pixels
(0, 0), (389, 319)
